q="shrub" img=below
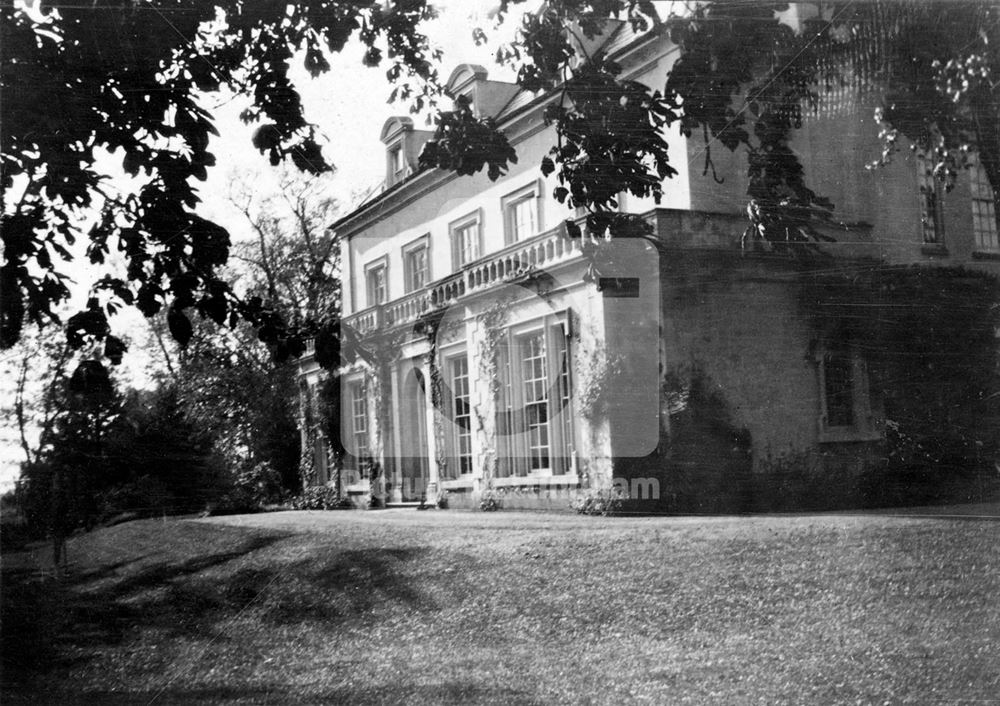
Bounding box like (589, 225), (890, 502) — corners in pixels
(437, 491), (450, 510)
(479, 488), (503, 512)
(572, 487), (626, 516)
(95, 476), (171, 522)
(290, 486), (352, 510)
(231, 461), (285, 507)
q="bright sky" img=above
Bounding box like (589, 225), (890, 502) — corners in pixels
(0, 0), (536, 490)
(199, 0), (528, 240)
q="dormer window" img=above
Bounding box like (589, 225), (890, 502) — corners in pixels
(443, 64), (518, 122)
(390, 144), (405, 182)
(380, 116), (433, 188)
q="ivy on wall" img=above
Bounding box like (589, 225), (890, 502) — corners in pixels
(416, 309), (449, 484)
(473, 296), (513, 488)
(800, 265), (1000, 478)
(574, 338), (625, 421)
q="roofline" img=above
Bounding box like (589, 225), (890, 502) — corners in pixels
(329, 22), (662, 238)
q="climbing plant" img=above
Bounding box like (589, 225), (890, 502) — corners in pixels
(347, 327), (405, 504)
(416, 309), (450, 484)
(473, 296), (514, 488)
(574, 338), (625, 421)
(800, 265), (1000, 491)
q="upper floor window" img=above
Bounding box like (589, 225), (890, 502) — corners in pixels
(403, 236), (430, 293)
(503, 182), (540, 244)
(971, 156), (999, 252)
(450, 211), (482, 269)
(365, 259), (387, 307)
(917, 151), (946, 246)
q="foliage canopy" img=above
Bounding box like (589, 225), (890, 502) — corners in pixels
(3, 1), (998, 363)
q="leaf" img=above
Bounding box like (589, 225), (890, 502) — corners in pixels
(197, 284), (229, 325)
(167, 306), (193, 348)
(65, 303), (110, 348)
(304, 44), (330, 77)
(68, 359), (113, 397)
(122, 149), (144, 176)
(137, 283), (162, 317)
(190, 216), (231, 267)
(103, 334), (127, 365)
(314, 320), (343, 370)
(251, 124), (281, 152)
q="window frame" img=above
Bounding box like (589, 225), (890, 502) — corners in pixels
(363, 256), (389, 308)
(917, 151), (946, 249)
(970, 154), (999, 254)
(494, 313), (576, 480)
(449, 209), (483, 270)
(346, 378), (370, 463)
(443, 350), (474, 478)
(502, 180), (543, 245)
(815, 344), (881, 444)
(402, 234), (431, 293)
(387, 141), (406, 185)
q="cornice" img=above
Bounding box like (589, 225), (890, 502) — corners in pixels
(332, 25), (668, 239)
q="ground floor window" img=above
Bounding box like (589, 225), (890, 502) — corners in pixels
(520, 331), (550, 470)
(823, 348), (855, 428)
(348, 380), (369, 471)
(496, 318), (574, 477)
(817, 343), (878, 442)
(447, 353), (473, 476)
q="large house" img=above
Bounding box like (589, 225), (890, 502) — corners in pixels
(298, 18), (1000, 511)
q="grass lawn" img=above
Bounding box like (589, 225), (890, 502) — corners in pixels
(3, 509), (1000, 704)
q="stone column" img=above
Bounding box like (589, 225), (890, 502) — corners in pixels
(422, 358), (440, 500)
(388, 363), (404, 503)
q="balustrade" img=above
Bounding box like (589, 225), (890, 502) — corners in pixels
(343, 224), (582, 335)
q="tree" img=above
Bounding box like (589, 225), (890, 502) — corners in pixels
(17, 356), (122, 567)
(18, 369), (226, 544)
(4, 1), (997, 364)
(2, 0), (439, 357)
(104, 384), (229, 514)
(172, 319), (303, 494)
(857, 2), (999, 215)
(1, 325), (73, 468)
(165, 169), (342, 494)
(465, 1), (999, 249)
(227, 168), (341, 326)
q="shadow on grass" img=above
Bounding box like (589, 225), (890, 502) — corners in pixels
(2, 534), (433, 696)
(2, 681), (545, 705)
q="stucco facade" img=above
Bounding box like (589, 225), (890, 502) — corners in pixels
(299, 21), (1000, 511)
